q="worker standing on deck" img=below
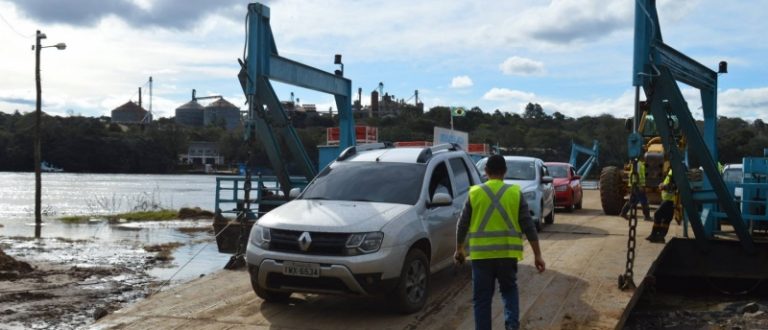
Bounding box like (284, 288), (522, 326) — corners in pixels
(647, 169), (676, 243)
(455, 155), (546, 330)
(620, 159), (652, 221)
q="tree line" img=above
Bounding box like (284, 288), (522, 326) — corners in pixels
(1, 103), (766, 177)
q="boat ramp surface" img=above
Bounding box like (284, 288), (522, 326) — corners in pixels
(92, 190), (671, 329)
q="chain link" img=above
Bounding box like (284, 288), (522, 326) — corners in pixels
(619, 161), (639, 290)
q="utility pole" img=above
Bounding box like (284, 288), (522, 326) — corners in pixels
(33, 30), (66, 238)
(34, 30), (42, 238)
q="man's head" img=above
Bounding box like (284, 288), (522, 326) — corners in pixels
(485, 155), (507, 178)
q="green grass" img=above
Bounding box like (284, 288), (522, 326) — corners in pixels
(58, 209), (179, 223)
(110, 209), (178, 221)
(59, 215), (91, 223)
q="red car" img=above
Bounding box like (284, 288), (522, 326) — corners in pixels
(544, 162), (583, 212)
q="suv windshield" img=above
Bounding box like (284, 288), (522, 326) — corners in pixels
(548, 166), (568, 178)
(301, 162), (426, 205)
(505, 160), (536, 180)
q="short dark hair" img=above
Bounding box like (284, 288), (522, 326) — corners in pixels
(485, 155), (507, 176)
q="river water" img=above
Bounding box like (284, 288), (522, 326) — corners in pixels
(0, 172), (231, 283)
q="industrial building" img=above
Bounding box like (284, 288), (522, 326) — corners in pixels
(110, 101), (150, 124)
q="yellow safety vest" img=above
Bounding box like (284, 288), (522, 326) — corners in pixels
(661, 171), (675, 201)
(468, 180), (523, 261)
(628, 161), (646, 187)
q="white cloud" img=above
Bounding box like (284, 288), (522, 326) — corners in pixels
(483, 88), (535, 101)
(451, 76), (473, 89)
(500, 56), (545, 76)
(682, 87), (768, 121)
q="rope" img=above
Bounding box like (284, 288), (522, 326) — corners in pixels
(149, 220), (237, 296)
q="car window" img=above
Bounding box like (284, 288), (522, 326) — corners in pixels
(429, 161), (453, 198)
(548, 166), (569, 178)
(505, 160), (536, 180)
(301, 162), (425, 204)
(449, 157), (471, 195)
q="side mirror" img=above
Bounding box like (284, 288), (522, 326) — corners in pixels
(429, 192), (453, 207)
(541, 176), (553, 184)
(289, 187), (302, 199)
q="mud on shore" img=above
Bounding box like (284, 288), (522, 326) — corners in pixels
(0, 237), (173, 330)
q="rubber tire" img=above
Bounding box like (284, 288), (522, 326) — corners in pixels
(575, 192), (583, 210)
(564, 193), (574, 213)
(391, 249), (429, 314)
(599, 166), (625, 215)
(544, 205), (555, 224)
(249, 266), (291, 303)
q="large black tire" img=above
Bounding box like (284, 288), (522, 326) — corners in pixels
(390, 249), (429, 314)
(600, 166), (625, 215)
(564, 192), (574, 213)
(544, 205), (555, 224)
(249, 266), (291, 303)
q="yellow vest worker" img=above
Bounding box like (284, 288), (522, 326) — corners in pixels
(467, 181), (524, 260)
(455, 155), (545, 330)
(627, 160), (646, 187)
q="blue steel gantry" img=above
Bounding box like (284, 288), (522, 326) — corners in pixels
(632, 0), (754, 253)
(238, 3), (355, 195)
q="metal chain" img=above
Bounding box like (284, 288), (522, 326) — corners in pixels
(619, 161), (639, 290)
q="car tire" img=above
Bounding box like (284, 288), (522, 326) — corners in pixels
(391, 248), (429, 314)
(544, 206), (555, 224)
(564, 193), (574, 212)
(249, 265), (291, 303)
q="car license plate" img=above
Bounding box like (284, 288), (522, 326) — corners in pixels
(283, 261), (320, 278)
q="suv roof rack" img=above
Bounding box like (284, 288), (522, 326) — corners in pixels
(416, 143), (462, 163)
(337, 142), (394, 161)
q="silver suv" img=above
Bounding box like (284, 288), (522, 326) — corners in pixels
(245, 143), (482, 313)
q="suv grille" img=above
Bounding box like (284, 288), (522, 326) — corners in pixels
(270, 229), (349, 255)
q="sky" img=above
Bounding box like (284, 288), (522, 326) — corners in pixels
(0, 0), (766, 121)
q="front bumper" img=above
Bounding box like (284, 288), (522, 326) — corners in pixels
(246, 242), (406, 296)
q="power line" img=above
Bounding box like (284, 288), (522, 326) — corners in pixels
(0, 12), (34, 39)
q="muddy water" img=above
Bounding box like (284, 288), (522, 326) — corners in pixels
(0, 172), (231, 283)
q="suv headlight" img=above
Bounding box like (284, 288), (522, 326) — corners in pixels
(555, 185), (568, 192)
(345, 232), (384, 255)
(250, 224), (271, 249)
(522, 191), (536, 202)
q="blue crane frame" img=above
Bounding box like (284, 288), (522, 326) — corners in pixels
(569, 139), (599, 178)
(239, 3), (355, 194)
(633, 0), (754, 253)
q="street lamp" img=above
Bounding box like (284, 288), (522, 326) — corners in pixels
(33, 30), (65, 238)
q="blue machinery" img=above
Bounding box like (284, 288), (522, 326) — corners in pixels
(569, 140), (599, 178)
(214, 2), (355, 255)
(631, 0), (754, 253)
(238, 2), (354, 195)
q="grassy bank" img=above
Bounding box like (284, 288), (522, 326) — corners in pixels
(58, 207), (212, 224)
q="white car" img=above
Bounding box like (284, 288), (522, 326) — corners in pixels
(245, 143), (482, 313)
(476, 156), (555, 231)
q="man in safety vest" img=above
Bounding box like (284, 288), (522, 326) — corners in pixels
(619, 159), (652, 221)
(647, 169), (676, 243)
(455, 155), (545, 330)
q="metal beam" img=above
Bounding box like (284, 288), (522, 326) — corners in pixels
(654, 41), (717, 91)
(269, 55), (352, 96)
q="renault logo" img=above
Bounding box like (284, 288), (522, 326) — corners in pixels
(298, 232), (312, 251)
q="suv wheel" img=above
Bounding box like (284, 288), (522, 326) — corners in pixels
(391, 249), (429, 314)
(249, 265), (291, 303)
(544, 207), (555, 224)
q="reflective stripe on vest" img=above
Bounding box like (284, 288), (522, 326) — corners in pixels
(661, 171), (675, 201)
(468, 181), (523, 261)
(628, 161), (646, 186)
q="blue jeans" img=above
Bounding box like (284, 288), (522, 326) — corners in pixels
(471, 258), (519, 330)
